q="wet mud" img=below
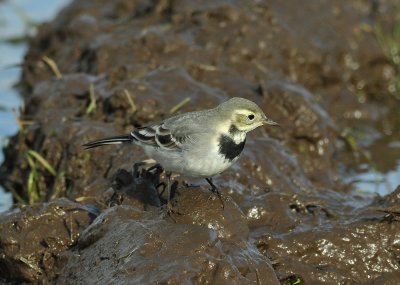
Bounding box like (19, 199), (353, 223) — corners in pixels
(1, 0), (400, 284)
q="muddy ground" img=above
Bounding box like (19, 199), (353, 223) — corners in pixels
(1, 0), (400, 284)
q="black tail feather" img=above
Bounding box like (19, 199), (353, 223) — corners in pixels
(83, 135), (132, 149)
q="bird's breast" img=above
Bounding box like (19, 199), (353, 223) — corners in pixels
(218, 134), (246, 161)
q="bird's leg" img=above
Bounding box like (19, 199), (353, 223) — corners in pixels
(157, 182), (166, 197)
(205, 178), (225, 209)
(166, 171), (173, 213)
(162, 173), (182, 222)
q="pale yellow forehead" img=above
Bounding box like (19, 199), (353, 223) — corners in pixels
(234, 108), (260, 115)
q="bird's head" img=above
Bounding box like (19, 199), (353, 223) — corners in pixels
(217, 97), (279, 133)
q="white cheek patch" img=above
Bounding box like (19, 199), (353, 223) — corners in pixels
(232, 132), (246, 144)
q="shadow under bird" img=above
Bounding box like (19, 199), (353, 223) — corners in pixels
(83, 97), (279, 209)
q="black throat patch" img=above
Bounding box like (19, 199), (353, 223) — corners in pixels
(218, 134), (246, 161)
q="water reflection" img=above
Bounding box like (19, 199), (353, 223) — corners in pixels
(345, 105), (400, 197)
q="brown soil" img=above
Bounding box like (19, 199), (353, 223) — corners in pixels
(1, 0), (400, 284)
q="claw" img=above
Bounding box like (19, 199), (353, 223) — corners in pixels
(205, 178), (225, 209)
(163, 201), (183, 223)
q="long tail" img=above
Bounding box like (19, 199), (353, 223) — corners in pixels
(82, 134), (132, 149)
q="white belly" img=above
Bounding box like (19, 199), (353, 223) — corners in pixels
(141, 129), (246, 178)
(143, 143), (237, 178)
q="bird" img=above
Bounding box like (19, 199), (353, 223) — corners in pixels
(83, 97), (278, 210)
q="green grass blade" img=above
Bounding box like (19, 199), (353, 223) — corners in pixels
(27, 150), (56, 176)
(86, 83), (96, 114)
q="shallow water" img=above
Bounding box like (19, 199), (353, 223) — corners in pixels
(0, 0), (71, 212)
(347, 111), (400, 197)
(346, 162), (400, 196)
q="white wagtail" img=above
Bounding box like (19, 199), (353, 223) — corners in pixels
(83, 97), (278, 209)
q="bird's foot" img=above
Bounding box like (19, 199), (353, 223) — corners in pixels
(163, 201), (183, 223)
(208, 189), (225, 209)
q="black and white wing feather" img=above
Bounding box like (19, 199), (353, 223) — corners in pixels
(131, 123), (186, 150)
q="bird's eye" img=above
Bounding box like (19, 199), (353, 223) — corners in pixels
(248, 114), (255, 120)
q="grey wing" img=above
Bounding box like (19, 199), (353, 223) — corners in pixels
(130, 123), (187, 150)
(131, 109), (211, 150)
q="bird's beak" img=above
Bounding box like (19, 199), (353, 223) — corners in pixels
(262, 116), (280, 126)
